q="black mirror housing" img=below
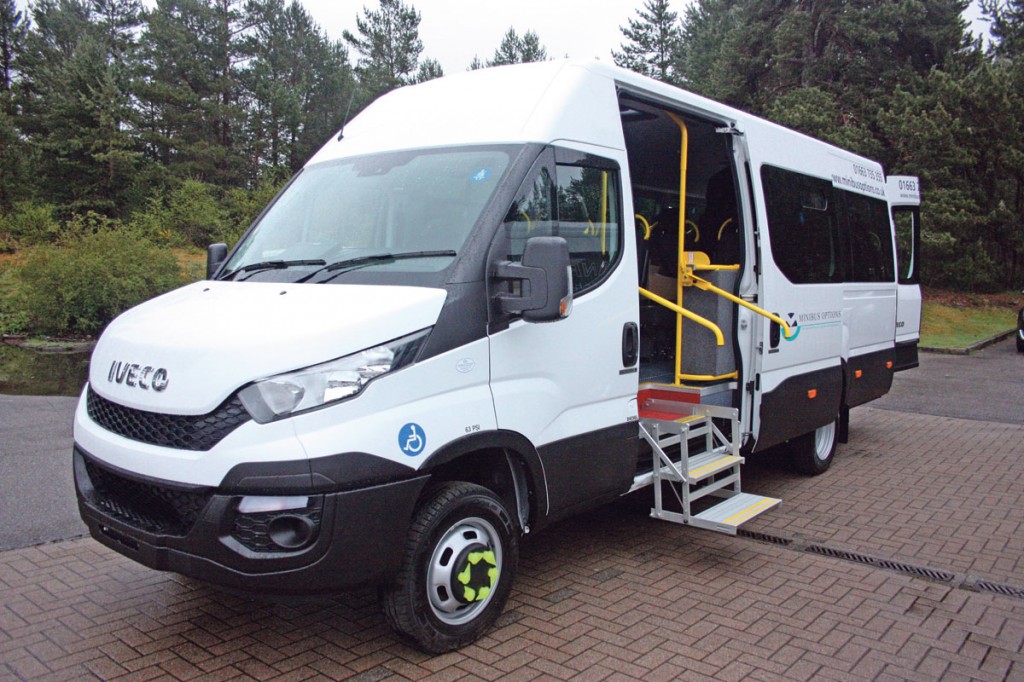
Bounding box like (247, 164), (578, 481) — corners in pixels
(493, 236), (573, 323)
(207, 243), (228, 279)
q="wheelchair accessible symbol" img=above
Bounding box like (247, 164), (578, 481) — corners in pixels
(399, 423), (426, 456)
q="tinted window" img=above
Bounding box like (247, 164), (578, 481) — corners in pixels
(842, 191), (894, 282)
(761, 166), (841, 284)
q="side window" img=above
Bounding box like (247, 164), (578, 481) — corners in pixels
(761, 165), (842, 284)
(503, 162), (556, 261)
(501, 150), (622, 295)
(892, 207), (919, 284)
(841, 190), (895, 283)
(557, 165), (621, 291)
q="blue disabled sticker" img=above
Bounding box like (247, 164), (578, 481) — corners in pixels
(470, 168), (491, 183)
(399, 423), (426, 456)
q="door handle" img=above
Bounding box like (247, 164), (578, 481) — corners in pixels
(622, 322), (639, 367)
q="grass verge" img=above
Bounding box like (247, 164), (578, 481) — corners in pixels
(920, 289), (1020, 349)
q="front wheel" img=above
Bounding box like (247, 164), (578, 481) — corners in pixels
(788, 418), (838, 475)
(381, 482), (519, 653)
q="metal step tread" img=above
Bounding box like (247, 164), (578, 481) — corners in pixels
(693, 493), (781, 528)
(638, 410), (709, 425)
(687, 452), (742, 481)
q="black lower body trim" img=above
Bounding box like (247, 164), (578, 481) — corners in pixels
(754, 365), (843, 452)
(893, 340), (919, 372)
(538, 422), (639, 522)
(75, 446), (428, 593)
(844, 348), (895, 409)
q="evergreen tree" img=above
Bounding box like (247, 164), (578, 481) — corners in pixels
(982, 0), (1024, 58)
(613, 0), (683, 84)
(489, 27), (548, 66)
(413, 57), (443, 83)
(242, 0), (354, 175)
(137, 0), (247, 186)
(17, 0), (142, 215)
(343, 0), (423, 101)
(1, 0), (29, 95)
(0, 0), (30, 210)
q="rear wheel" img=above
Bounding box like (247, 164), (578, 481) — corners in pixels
(381, 482), (519, 653)
(1016, 310), (1023, 352)
(788, 418), (838, 475)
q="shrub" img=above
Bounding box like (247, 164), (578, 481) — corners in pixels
(130, 179), (229, 248)
(11, 232), (185, 337)
(0, 201), (62, 246)
(129, 178), (284, 249)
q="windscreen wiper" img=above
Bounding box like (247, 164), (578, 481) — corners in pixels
(219, 259), (326, 281)
(295, 250), (457, 284)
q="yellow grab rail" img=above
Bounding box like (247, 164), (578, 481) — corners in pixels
(682, 270), (793, 338)
(639, 286), (724, 346)
(679, 370), (739, 382)
(635, 213), (652, 240)
(666, 112), (690, 384)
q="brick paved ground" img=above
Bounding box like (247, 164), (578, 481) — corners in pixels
(2, 404), (1023, 680)
(743, 407), (1024, 586)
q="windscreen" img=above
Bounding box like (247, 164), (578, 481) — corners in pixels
(224, 147), (513, 283)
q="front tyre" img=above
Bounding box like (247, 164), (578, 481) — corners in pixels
(381, 482), (519, 653)
(788, 418), (838, 475)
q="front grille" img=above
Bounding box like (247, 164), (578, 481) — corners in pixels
(83, 456), (212, 535)
(87, 386), (251, 451)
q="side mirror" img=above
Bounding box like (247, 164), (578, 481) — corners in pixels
(493, 236), (573, 323)
(207, 243), (228, 279)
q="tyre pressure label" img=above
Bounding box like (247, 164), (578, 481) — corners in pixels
(399, 423), (426, 456)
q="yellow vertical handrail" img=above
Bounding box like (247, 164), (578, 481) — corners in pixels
(601, 171), (609, 256)
(666, 112), (689, 386)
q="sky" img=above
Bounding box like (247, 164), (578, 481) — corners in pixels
(13, 0), (993, 75)
(305, 0), (639, 74)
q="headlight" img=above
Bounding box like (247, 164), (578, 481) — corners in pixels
(238, 329), (430, 423)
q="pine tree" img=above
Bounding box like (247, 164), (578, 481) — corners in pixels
(1, 0), (29, 95)
(0, 0), (30, 210)
(242, 0), (354, 175)
(489, 27), (548, 66)
(137, 0), (247, 186)
(413, 57), (443, 83)
(343, 0), (423, 101)
(982, 0), (1024, 58)
(17, 0), (143, 215)
(613, 0), (683, 84)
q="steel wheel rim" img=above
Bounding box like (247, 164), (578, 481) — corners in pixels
(815, 421), (836, 462)
(427, 516), (501, 625)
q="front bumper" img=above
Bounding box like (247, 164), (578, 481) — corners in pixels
(74, 445), (428, 593)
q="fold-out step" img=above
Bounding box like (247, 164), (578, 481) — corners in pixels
(689, 493), (781, 535)
(687, 452), (742, 482)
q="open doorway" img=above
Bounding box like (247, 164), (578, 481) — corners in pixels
(619, 94), (745, 391)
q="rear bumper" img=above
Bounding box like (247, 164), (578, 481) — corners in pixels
(74, 445), (428, 593)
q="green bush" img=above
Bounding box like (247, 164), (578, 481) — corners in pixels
(129, 178), (284, 248)
(0, 201), (62, 246)
(11, 232), (185, 337)
(0, 267), (30, 335)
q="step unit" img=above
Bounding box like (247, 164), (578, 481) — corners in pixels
(632, 383), (780, 535)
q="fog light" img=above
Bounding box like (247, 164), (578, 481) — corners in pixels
(268, 514), (316, 550)
(230, 495), (323, 553)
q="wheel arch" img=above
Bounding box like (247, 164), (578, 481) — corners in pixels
(418, 430), (547, 535)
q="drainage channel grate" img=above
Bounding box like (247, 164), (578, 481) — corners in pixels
(805, 545), (956, 583)
(737, 529), (792, 546)
(973, 580), (1024, 600)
